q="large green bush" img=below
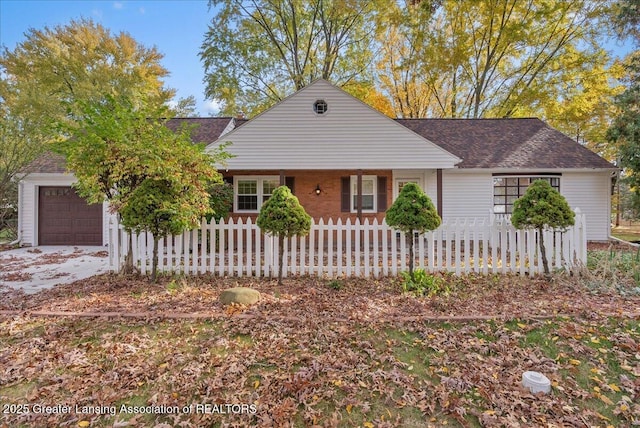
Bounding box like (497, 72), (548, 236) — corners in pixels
(257, 186), (311, 284)
(386, 183), (441, 280)
(511, 180), (575, 276)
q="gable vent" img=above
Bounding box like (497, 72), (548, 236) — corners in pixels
(313, 99), (328, 115)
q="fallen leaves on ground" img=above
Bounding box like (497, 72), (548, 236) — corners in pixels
(0, 273), (639, 427)
(1, 312), (638, 427)
(0, 272), (637, 321)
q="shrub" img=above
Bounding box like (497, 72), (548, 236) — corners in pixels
(257, 186), (311, 285)
(327, 279), (343, 290)
(386, 183), (441, 280)
(399, 269), (449, 297)
(511, 180), (574, 277)
(585, 248), (640, 295)
(207, 181), (234, 221)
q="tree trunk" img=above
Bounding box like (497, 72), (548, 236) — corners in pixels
(122, 232), (135, 274)
(409, 230), (415, 280)
(151, 236), (159, 283)
(278, 234), (285, 285)
(538, 227), (550, 277)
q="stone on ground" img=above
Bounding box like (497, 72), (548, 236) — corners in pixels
(219, 287), (261, 305)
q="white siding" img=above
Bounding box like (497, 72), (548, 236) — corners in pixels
(424, 170), (438, 203)
(442, 171), (493, 220)
(441, 170), (611, 242)
(18, 180), (37, 246)
(19, 173), (110, 246)
(209, 80), (460, 170)
(561, 171), (611, 241)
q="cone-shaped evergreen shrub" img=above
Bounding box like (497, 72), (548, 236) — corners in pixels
(257, 186), (311, 284)
(386, 183), (441, 279)
(511, 179), (575, 276)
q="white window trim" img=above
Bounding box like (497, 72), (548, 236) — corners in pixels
(393, 178), (421, 200)
(350, 175), (377, 213)
(492, 175), (561, 215)
(233, 175), (279, 213)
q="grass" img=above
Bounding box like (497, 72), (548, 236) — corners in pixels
(611, 231), (640, 242)
(1, 315), (638, 427)
(612, 221), (640, 243)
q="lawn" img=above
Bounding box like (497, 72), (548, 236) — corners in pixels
(612, 221), (640, 243)
(1, 253), (639, 427)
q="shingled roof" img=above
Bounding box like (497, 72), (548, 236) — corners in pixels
(396, 117), (614, 169)
(22, 117), (235, 174)
(24, 116), (613, 173)
(165, 117), (235, 145)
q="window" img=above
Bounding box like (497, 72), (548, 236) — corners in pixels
(351, 175), (377, 212)
(493, 175), (560, 214)
(313, 99), (328, 115)
(395, 179), (420, 199)
(234, 176), (279, 212)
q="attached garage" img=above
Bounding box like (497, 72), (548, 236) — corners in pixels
(38, 186), (103, 245)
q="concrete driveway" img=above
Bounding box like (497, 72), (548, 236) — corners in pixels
(0, 246), (109, 294)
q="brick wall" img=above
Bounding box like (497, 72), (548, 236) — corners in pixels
(223, 169), (392, 222)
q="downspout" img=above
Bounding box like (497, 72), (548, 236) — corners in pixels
(9, 180), (23, 246)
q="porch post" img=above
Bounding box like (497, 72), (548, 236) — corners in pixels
(436, 168), (443, 217)
(356, 169), (363, 223)
(279, 170), (285, 186)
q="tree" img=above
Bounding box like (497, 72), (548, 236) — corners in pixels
(374, 0), (444, 118)
(385, 183), (441, 280)
(511, 180), (575, 277)
(611, 0), (640, 41)
(55, 95), (228, 276)
(121, 142), (224, 281)
(200, 0), (378, 117)
(0, 19), (174, 137)
(257, 186), (311, 284)
(607, 0), (640, 202)
(376, 0), (614, 119)
(0, 19), (177, 238)
(171, 95), (199, 117)
(0, 104), (45, 235)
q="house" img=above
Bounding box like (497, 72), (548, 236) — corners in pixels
(208, 79), (615, 241)
(16, 79), (615, 246)
(16, 117), (235, 246)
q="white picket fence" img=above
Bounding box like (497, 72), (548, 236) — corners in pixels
(107, 209), (587, 278)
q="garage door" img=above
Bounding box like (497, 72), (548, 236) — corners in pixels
(38, 186), (103, 245)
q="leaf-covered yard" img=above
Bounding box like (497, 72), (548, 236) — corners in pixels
(1, 259), (639, 427)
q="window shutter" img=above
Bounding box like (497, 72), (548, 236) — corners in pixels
(377, 176), (387, 212)
(341, 177), (350, 212)
(285, 176), (295, 194)
(223, 176), (233, 185)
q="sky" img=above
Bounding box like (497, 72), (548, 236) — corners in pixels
(0, 0), (219, 116)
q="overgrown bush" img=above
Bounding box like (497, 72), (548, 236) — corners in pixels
(207, 181), (234, 221)
(399, 269), (449, 297)
(585, 248), (640, 295)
